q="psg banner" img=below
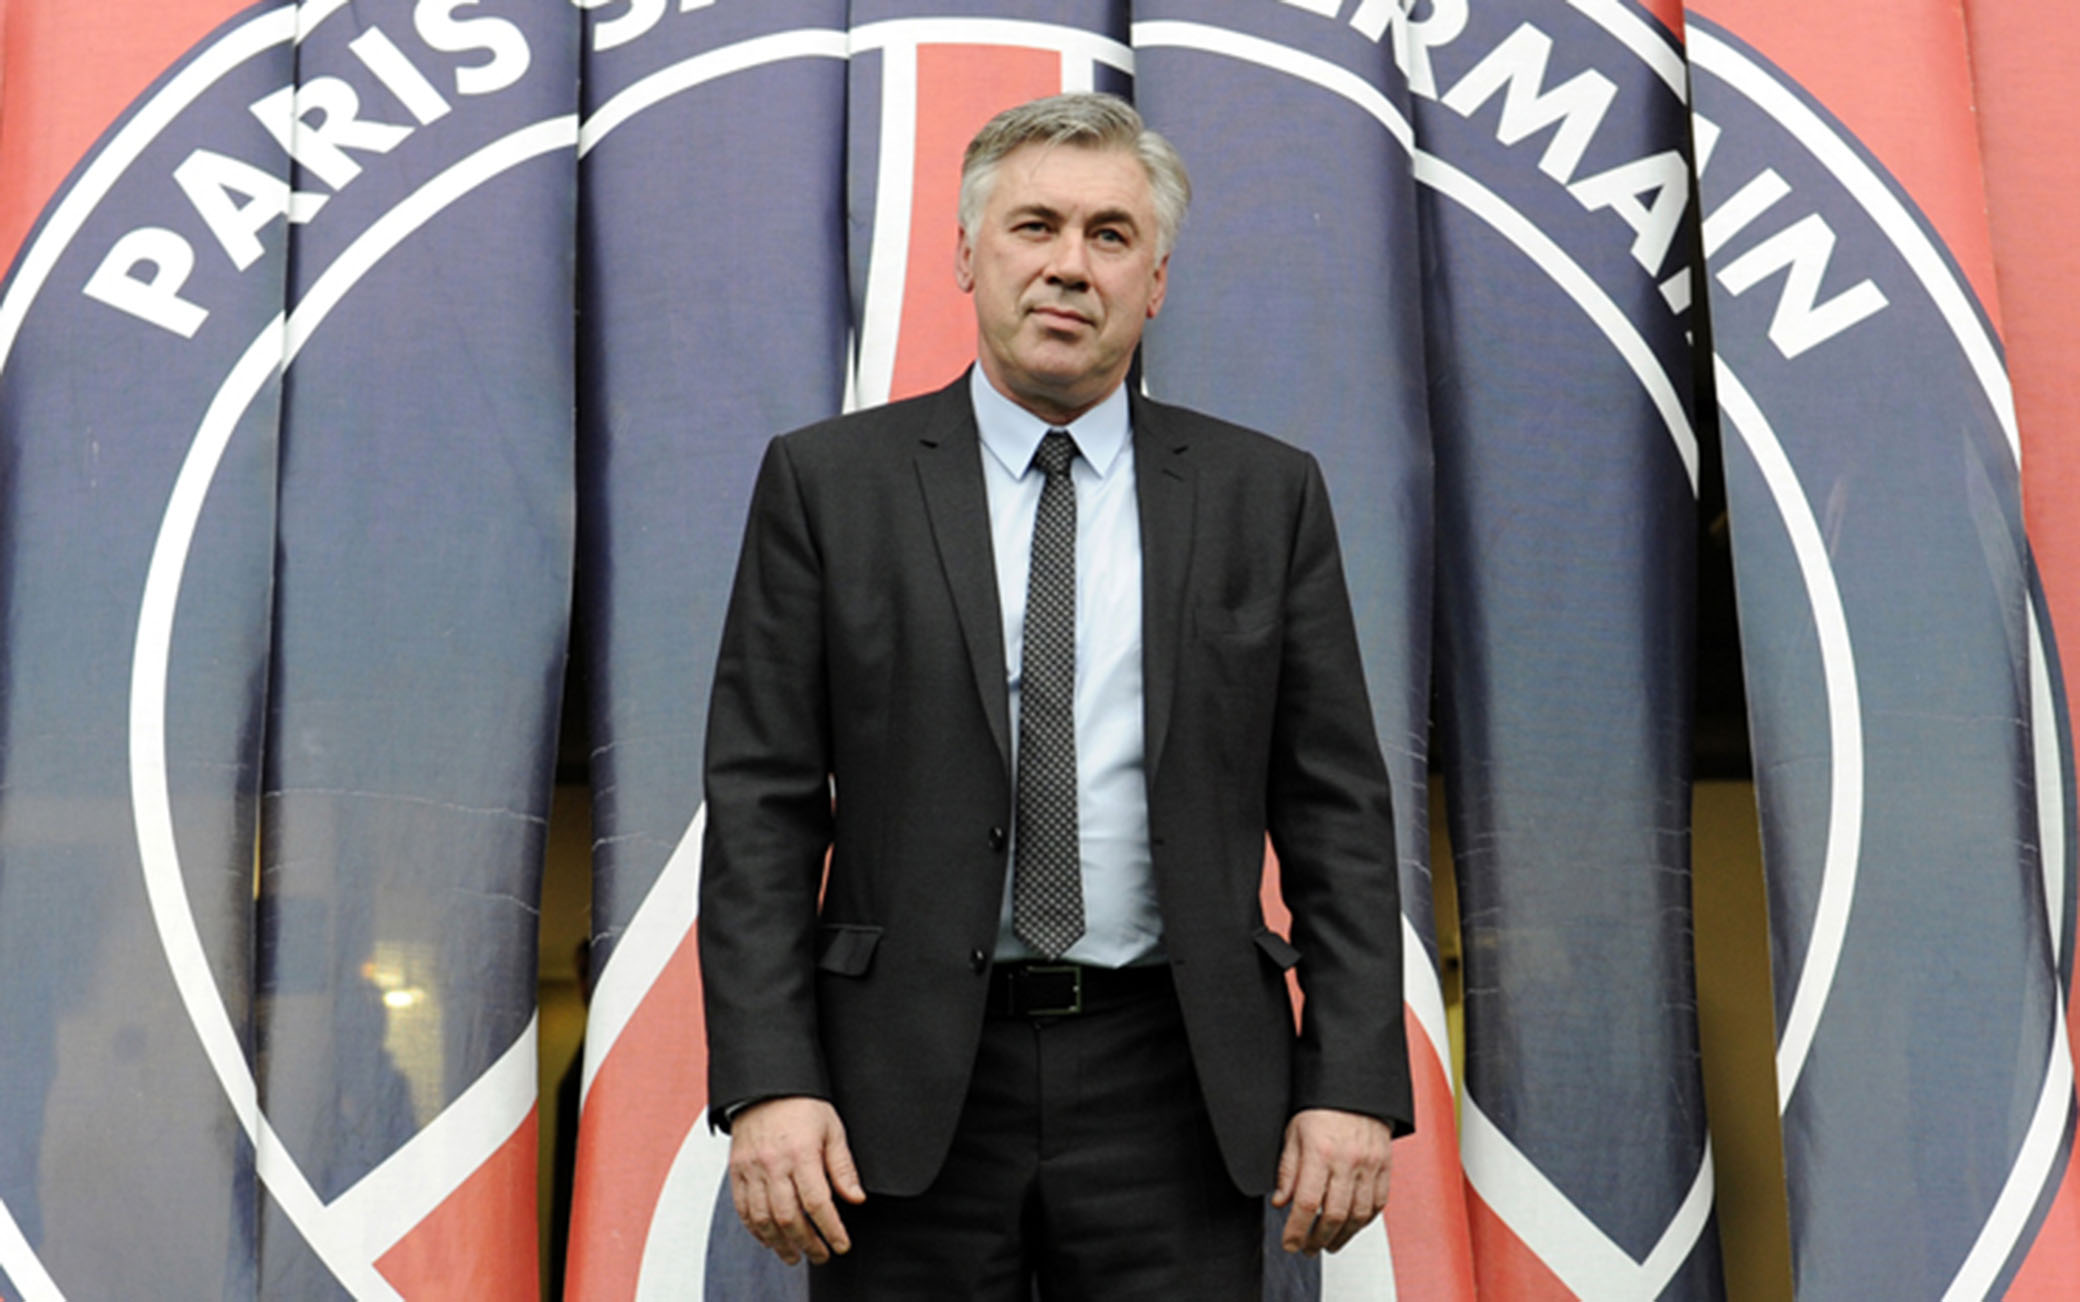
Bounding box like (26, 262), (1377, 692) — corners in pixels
(1413, 0), (1721, 1297)
(1129, 3), (1459, 1297)
(1687, 0), (2080, 1295)
(12, 1), (2080, 1300)
(0, 1), (579, 1297)
(565, 1), (848, 1297)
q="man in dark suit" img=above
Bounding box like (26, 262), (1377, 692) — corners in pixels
(699, 92), (1410, 1299)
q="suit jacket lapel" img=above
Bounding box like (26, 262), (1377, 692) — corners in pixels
(1132, 392), (1194, 786)
(914, 378), (1013, 772)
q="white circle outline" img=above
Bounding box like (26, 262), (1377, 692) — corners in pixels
(0, 5), (1723, 1295)
(128, 114), (578, 1297)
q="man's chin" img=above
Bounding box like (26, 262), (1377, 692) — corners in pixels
(1010, 345), (1103, 386)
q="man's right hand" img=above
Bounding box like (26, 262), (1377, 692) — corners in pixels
(727, 1096), (866, 1266)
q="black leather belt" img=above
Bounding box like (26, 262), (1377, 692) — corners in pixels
(987, 961), (1171, 1018)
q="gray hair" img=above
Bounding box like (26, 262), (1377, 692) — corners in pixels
(958, 92), (1192, 258)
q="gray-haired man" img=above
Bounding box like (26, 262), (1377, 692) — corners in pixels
(700, 92), (1411, 1299)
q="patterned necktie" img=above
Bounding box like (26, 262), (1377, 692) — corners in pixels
(1014, 429), (1084, 959)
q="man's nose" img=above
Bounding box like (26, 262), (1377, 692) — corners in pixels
(1045, 234), (1091, 288)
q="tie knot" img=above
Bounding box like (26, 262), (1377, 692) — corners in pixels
(1033, 430), (1078, 480)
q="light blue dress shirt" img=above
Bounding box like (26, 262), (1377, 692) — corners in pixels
(970, 367), (1163, 968)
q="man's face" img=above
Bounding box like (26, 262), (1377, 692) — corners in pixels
(956, 142), (1169, 425)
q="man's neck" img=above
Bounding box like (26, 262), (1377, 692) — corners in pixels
(973, 356), (1125, 427)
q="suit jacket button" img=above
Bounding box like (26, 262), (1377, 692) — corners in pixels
(969, 948), (988, 973)
(987, 826), (1007, 852)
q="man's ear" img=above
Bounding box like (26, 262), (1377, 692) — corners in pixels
(954, 226), (975, 293)
(1146, 253), (1169, 319)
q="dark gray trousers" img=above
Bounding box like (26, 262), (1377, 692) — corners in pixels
(810, 984), (1262, 1301)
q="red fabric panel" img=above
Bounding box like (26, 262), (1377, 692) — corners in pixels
(563, 929), (706, 1301)
(1389, 1013), (1477, 1300)
(376, 1105), (540, 1301)
(890, 44), (1061, 401)
(1973, 3), (2080, 1285)
(0, 0), (250, 273)
(1468, 1183), (1580, 1301)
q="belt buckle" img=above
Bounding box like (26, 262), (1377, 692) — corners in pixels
(1019, 964), (1083, 1016)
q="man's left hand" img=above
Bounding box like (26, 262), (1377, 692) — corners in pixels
(1271, 1107), (1396, 1255)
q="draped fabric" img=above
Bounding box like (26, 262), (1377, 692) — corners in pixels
(1, 1), (2077, 1298)
(1130, 4), (1455, 1295)
(0, 1), (577, 1297)
(1415, 1), (1720, 1295)
(1687, 0), (2080, 1294)
(563, 3), (849, 1298)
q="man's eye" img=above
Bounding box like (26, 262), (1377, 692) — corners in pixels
(1094, 229), (1127, 245)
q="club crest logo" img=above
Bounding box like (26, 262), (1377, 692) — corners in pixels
(7, 0), (2039, 1296)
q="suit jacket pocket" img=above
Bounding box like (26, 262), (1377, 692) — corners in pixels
(1252, 926), (1301, 970)
(816, 923), (883, 977)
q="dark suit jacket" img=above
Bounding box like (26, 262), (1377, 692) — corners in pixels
(699, 374), (1410, 1197)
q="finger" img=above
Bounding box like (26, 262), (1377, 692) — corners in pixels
(826, 1124), (868, 1206)
(1281, 1198), (1317, 1255)
(1280, 1152), (1326, 1253)
(1272, 1127), (1301, 1208)
(737, 1166), (793, 1264)
(1306, 1165), (1351, 1254)
(764, 1167), (822, 1266)
(795, 1159), (848, 1260)
(1325, 1169), (1376, 1254)
(730, 1166), (752, 1232)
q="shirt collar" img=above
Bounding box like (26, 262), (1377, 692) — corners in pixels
(970, 366), (1131, 482)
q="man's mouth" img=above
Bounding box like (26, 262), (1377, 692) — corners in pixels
(1029, 304), (1092, 328)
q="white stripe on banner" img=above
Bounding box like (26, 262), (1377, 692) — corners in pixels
(578, 800), (712, 1295)
(1130, 20), (1700, 494)
(1403, 912), (1454, 1095)
(1945, 1011), (2074, 1299)
(1413, 146), (1700, 494)
(1461, 1098), (1636, 1291)
(2032, 605), (2068, 968)
(1463, 1099), (1714, 1298)
(131, 117), (580, 1299)
(853, 35), (918, 411)
(1323, 1218), (1396, 1301)
(1322, 917), (1446, 1299)
(576, 29), (851, 157)
(1648, 1142), (1718, 1291)
(1947, 608), (2076, 1298)
(846, 17), (1136, 65)
(1709, 362), (1865, 1113)
(0, 1194), (64, 1302)
(581, 805), (703, 1104)
(322, 1015), (539, 1262)
(635, 1123), (735, 1301)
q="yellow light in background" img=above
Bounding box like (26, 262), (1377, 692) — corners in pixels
(365, 941), (444, 1126)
